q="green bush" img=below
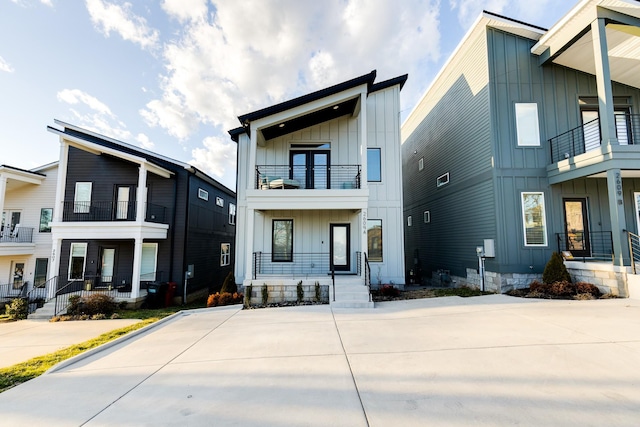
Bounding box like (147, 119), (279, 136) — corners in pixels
(542, 252), (572, 284)
(5, 298), (28, 320)
(67, 295), (82, 315)
(315, 282), (321, 302)
(83, 293), (117, 316)
(220, 271), (237, 294)
(244, 284), (253, 308)
(261, 284), (268, 306)
(297, 281), (304, 303)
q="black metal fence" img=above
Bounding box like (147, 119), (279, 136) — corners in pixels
(62, 201), (166, 223)
(255, 165), (361, 190)
(252, 252), (363, 279)
(556, 231), (613, 261)
(0, 226), (34, 243)
(549, 113), (640, 164)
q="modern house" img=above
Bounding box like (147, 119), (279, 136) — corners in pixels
(45, 120), (236, 311)
(402, 0), (640, 296)
(0, 162), (57, 303)
(231, 70), (407, 307)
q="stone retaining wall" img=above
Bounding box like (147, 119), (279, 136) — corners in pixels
(240, 282), (330, 306)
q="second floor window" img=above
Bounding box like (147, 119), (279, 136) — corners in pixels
(290, 150), (329, 189)
(367, 148), (381, 182)
(39, 208), (52, 232)
(74, 182), (92, 213)
(229, 203), (236, 225)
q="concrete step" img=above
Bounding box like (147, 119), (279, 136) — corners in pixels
(331, 300), (375, 309)
(28, 300), (57, 320)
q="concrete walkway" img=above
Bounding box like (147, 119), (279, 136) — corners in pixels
(0, 318), (141, 369)
(1, 295), (640, 426)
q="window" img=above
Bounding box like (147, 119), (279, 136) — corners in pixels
(272, 219), (293, 262)
(437, 172), (449, 187)
(220, 243), (231, 266)
(229, 203), (236, 225)
(419, 157), (424, 171)
(407, 216), (412, 227)
(69, 243), (87, 280)
(140, 243), (158, 281)
(424, 211), (430, 223)
(367, 148), (381, 182)
(367, 219), (383, 262)
(74, 182), (92, 213)
(521, 192), (547, 246)
(39, 208), (52, 232)
(515, 103), (541, 146)
(34, 258), (48, 287)
(291, 149), (330, 189)
(216, 197), (224, 207)
(198, 188), (209, 201)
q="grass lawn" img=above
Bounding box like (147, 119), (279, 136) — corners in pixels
(0, 299), (206, 393)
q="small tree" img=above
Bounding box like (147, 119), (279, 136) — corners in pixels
(542, 252), (572, 284)
(220, 271), (237, 294)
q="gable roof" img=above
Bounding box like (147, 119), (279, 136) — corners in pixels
(231, 70), (408, 142)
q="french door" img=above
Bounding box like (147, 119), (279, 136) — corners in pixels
(290, 150), (330, 189)
(330, 224), (350, 272)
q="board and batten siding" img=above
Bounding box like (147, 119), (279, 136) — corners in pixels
(0, 164), (57, 286)
(402, 24), (493, 279)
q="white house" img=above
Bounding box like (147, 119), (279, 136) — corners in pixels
(0, 162), (57, 302)
(230, 70), (407, 308)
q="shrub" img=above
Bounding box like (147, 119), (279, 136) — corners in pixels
(542, 252), (572, 284)
(380, 284), (400, 297)
(262, 284), (269, 306)
(549, 280), (575, 297)
(297, 281), (304, 303)
(315, 282), (321, 302)
(83, 293), (116, 316)
(575, 281), (601, 297)
(207, 292), (243, 307)
(5, 298), (28, 320)
(529, 280), (550, 294)
(67, 295), (82, 315)
(244, 284), (253, 308)
(220, 271), (237, 294)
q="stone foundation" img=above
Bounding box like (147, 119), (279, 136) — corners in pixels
(564, 261), (628, 297)
(431, 268), (540, 293)
(240, 280), (330, 305)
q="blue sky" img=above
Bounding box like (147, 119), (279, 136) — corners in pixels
(0, 0), (576, 190)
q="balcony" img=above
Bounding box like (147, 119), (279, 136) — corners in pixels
(62, 201), (167, 223)
(549, 113), (640, 164)
(255, 165), (361, 190)
(0, 226), (33, 243)
(252, 252), (363, 279)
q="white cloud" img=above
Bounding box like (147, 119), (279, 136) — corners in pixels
(0, 56), (14, 73)
(161, 0), (207, 23)
(85, 0), (160, 50)
(141, 0), (441, 141)
(136, 133), (155, 149)
(40, 0), (53, 6)
(190, 136), (236, 180)
(58, 88), (132, 141)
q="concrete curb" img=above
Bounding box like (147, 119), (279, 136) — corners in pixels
(45, 310), (185, 374)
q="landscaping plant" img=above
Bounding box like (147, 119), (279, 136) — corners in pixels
(542, 251), (572, 284)
(220, 271), (237, 294)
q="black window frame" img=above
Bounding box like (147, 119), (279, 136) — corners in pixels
(272, 219), (293, 262)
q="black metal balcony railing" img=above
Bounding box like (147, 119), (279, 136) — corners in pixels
(255, 165), (361, 190)
(549, 113), (640, 164)
(0, 226), (34, 243)
(252, 252), (362, 279)
(62, 201), (166, 223)
(556, 231), (613, 262)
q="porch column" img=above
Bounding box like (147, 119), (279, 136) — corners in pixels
(53, 140), (69, 222)
(359, 92), (368, 190)
(606, 168), (629, 270)
(591, 18), (618, 147)
(0, 175), (6, 230)
(136, 163), (148, 222)
(48, 236), (62, 299)
(131, 236), (143, 299)
(244, 208), (255, 282)
(360, 208), (368, 282)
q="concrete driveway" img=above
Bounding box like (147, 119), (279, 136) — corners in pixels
(1, 295), (639, 426)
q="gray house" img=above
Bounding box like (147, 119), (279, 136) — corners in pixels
(402, 0), (640, 296)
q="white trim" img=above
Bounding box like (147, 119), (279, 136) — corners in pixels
(407, 216), (412, 227)
(68, 242), (87, 280)
(74, 182), (92, 213)
(140, 243), (158, 281)
(216, 196), (224, 207)
(220, 243), (231, 266)
(229, 203), (236, 225)
(198, 188), (209, 201)
(515, 103), (541, 147)
(521, 192), (548, 246)
(424, 211), (430, 223)
(437, 172), (450, 187)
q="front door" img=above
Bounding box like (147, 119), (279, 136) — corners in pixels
(99, 248), (115, 285)
(563, 198), (591, 257)
(330, 224), (350, 272)
(10, 260), (25, 289)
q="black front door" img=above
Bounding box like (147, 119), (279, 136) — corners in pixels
(563, 198), (590, 257)
(330, 224), (350, 272)
(290, 150), (330, 189)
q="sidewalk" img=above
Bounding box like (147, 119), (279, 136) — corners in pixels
(0, 318), (141, 369)
(1, 296), (640, 426)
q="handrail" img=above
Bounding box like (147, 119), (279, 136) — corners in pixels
(627, 230), (640, 274)
(364, 253), (371, 302)
(255, 164), (362, 190)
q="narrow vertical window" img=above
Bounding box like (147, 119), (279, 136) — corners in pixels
(521, 192), (547, 246)
(367, 219), (383, 262)
(74, 182), (92, 213)
(367, 148), (381, 182)
(407, 216), (412, 227)
(69, 243), (87, 280)
(229, 203), (236, 225)
(39, 208), (52, 232)
(515, 103), (541, 146)
(419, 157), (424, 171)
(216, 197), (224, 207)
(220, 243), (231, 266)
(424, 211), (430, 223)
(272, 219), (293, 262)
